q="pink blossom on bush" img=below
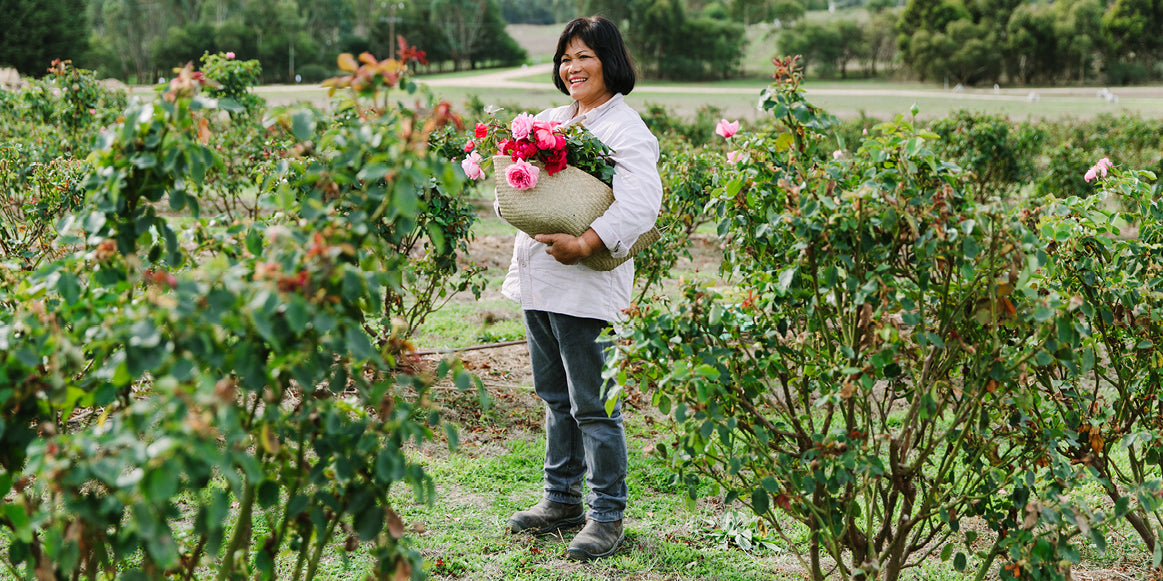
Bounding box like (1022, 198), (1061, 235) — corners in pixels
(464, 139), (475, 152)
(510, 113), (535, 141)
(1084, 157), (1115, 183)
(226, 52), (235, 59)
(727, 151), (743, 165)
(461, 151), (485, 181)
(716, 118), (740, 139)
(505, 159), (540, 190)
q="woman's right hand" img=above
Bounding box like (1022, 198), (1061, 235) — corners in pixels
(535, 230), (601, 265)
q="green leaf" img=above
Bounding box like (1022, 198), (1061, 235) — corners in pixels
(751, 488), (769, 515)
(246, 227), (264, 257)
(257, 480), (279, 508)
(291, 110), (316, 142)
(57, 271), (81, 304)
(953, 552), (967, 571)
(777, 266), (797, 293)
(356, 505), (384, 541)
(146, 467), (179, 502)
(4, 504), (31, 543)
(1089, 527), (1107, 553)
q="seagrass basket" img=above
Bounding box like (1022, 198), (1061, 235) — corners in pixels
(493, 155), (660, 271)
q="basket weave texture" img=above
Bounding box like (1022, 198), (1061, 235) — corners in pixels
(493, 156), (659, 271)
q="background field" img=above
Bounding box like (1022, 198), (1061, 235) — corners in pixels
(238, 23), (1163, 123)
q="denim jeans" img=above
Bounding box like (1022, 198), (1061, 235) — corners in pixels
(524, 310), (627, 523)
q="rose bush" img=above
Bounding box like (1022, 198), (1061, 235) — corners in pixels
(0, 49), (484, 579)
(607, 56), (1161, 581)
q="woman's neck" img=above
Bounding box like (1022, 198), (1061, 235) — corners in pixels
(575, 92), (614, 117)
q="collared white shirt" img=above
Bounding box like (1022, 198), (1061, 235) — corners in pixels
(499, 93), (663, 323)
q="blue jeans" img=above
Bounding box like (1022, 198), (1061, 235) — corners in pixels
(524, 310), (627, 523)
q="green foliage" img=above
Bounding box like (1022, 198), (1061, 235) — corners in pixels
(0, 153), (88, 271)
(632, 0), (748, 80)
(0, 49), (486, 579)
(929, 111), (1045, 201)
(608, 56), (1130, 581)
(0, 0), (89, 76)
(201, 51), (266, 116)
(634, 141), (726, 303)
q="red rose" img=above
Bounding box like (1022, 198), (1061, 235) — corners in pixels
(543, 148), (567, 175)
(517, 141), (539, 160)
(499, 139), (517, 156)
(475, 122), (487, 139)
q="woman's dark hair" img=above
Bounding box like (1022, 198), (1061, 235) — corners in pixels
(552, 16), (636, 97)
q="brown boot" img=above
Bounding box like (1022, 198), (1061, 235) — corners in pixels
(508, 499), (585, 534)
(566, 519), (624, 560)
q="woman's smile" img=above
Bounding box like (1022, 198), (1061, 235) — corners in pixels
(559, 37), (612, 115)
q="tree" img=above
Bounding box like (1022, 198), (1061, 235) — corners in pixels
(1102, 0), (1163, 69)
(771, 0), (806, 26)
(1004, 4), (1059, 85)
(778, 22), (843, 76)
(831, 20), (867, 79)
(0, 0), (90, 76)
(896, 0), (970, 79)
(864, 9), (899, 76)
(472, 0), (527, 67)
(430, 0), (489, 71)
(1053, 0), (1105, 83)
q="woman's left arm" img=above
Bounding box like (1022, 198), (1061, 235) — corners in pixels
(587, 119), (663, 260)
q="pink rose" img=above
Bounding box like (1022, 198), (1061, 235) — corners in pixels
(534, 127), (557, 150)
(461, 151), (485, 181)
(726, 151), (743, 165)
(505, 159), (540, 190)
(510, 113), (535, 141)
(225, 51), (235, 59)
(1096, 157), (1113, 177)
(1084, 157), (1115, 182)
(716, 118), (739, 139)
(464, 139), (475, 152)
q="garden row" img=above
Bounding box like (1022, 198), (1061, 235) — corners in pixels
(0, 53), (1161, 579)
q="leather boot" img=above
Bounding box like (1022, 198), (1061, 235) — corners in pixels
(508, 499), (585, 534)
(566, 519), (624, 560)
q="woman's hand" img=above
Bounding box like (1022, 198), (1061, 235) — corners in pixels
(535, 229), (602, 265)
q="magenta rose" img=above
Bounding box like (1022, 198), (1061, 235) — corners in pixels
(505, 159), (540, 190)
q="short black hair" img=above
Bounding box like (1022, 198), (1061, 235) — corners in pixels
(552, 16), (636, 97)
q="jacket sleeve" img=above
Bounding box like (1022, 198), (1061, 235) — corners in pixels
(588, 115), (663, 259)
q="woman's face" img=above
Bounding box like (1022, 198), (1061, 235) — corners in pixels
(559, 36), (612, 112)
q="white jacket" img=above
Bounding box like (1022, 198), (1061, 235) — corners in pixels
(499, 93), (663, 323)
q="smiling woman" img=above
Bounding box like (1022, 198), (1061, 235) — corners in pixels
(499, 15), (663, 563)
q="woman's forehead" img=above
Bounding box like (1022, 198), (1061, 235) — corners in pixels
(563, 37), (596, 54)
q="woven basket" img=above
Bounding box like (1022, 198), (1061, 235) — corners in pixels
(494, 155), (660, 271)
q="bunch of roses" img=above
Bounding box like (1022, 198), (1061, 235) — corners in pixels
(460, 112), (569, 191)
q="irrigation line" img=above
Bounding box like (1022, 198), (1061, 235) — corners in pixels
(413, 339), (528, 357)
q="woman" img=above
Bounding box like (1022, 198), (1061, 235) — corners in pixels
(501, 16), (662, 561)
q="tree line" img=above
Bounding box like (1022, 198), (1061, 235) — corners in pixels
(1, 0), (1160, 86)
(782, 0), (1163, 85)
(1, 0), (528, 84)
